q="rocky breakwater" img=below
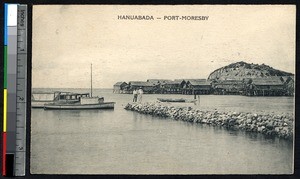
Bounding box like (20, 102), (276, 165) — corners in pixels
(124, 102), (293, 140)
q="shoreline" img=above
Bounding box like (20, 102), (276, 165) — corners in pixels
(124, 102), (293, 140)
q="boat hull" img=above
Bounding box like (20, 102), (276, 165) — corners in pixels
(157, 98), (186, 102)
(157, 98), (197, 103)
(32, 99), (80, 108)
(44, 102), (115, 110)
(32, 100), (54, 108)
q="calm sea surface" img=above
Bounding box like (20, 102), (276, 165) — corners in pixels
(31, 88), (294, 174)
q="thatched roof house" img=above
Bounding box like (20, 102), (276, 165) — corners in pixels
(113, 82), (127, 87)
(182, 79), (212, 95)
(163, 81), (181, 85)
(214, 79), (244, 89)
(250, 77), (283, 87)
(280, 76), (294, 84)
(161, 81), (181, 88)
(175, 79), (208, 88)
(175, 79), (207, 82)
(281, 76), (295, 96)
(128, 81), (156, 93)
(147, 79), (173, 86)
(160, 81), (182, 94)
(212, 79), (245, 95)
(129, 81), (154, 87)
(245, 77), (285, 96)
(187, 80), (211, 88)
(113, 82), (128, 93)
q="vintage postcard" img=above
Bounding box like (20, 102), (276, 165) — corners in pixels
(31, 5), (295, 174)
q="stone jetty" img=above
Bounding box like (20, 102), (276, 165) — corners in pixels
(124, 102), (293, 140)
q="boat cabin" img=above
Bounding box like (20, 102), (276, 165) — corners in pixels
(54, 92), (91, 103)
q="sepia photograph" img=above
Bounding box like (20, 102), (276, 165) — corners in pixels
(31, 5), (295, 174)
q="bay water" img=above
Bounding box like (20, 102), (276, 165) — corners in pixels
(30, 88), (294, 174)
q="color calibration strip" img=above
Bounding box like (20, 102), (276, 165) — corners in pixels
(2, 4), (27, 176)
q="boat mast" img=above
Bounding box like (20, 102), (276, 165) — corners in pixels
(91, 63), (93, 97)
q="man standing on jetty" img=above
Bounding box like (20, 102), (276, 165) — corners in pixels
(138, 87), (143, 103)
(133, 89), (138, 102)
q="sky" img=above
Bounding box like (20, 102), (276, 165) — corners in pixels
(32, 5), (296, 88)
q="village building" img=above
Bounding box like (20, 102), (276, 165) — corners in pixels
(174, 79), (206, 91)
(280, 76), (294, 96)
(113, 75), (293, 96)
(147, 79), (173, 85)
(161, 81), (182, 94)
(174, 79), (187, 89)
(212, 79), (245, 95)
(182, 79), (212, 95)
(128, 81), (156, 94)
(147, 79), (173, 93)
(244, 77), (285, 96)
(113, 82), (128, 93)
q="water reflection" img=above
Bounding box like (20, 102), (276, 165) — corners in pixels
(132, 111), (138, 121)
(144, 114), (293, 149)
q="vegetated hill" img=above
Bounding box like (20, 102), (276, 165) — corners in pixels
(207, 61), (294, 81)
